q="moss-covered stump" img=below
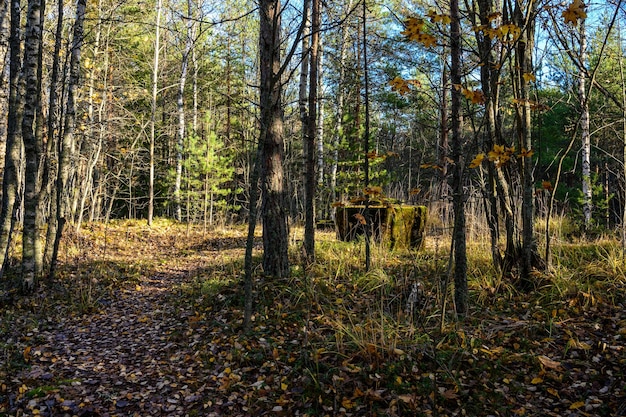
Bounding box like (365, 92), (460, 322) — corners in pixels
(335, 205), (427, 250)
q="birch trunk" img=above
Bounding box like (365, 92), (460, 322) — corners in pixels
(174, 0), (194, 222)
(330, 0), (352, 205)
(0, 0), (22, 280)
(21, 0), (43, 291)
(148, 0), (162, 226)
(579, 20), (592, 228)
(49, 0), (86, 278)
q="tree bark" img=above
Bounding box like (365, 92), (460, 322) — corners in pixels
(21, 0), (44, 291)
(450, 0), (467, 317)
(514, 0), (540, 285)
(579, 19), (591, 228)
(259, 0), (289, 278)
(330, 1), (353, 206)
(148, 0), (162, 226)
(50, 0), (86, 278)
(0, 0), (22, 280)
(304, 0), (319, 264)
(174, 0), (194, 223)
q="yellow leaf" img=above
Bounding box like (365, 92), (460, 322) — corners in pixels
(518, 147), (534, 158)
(469, 153), (485, 168)
(389, 76), (411, 95)
(522, 73), (536, 83)
(537, 355), (561, 370)
(570, 401), (585, 410)
(281, 382), (288, 390)
(135, 284), (142, 291)
(341, 397), (355, 409)
(487, 12), (502, 22)
(23, 346), (32, 362)
(547, 387), (560, 398)
(398, 393), (416, 403)
(531, 376), (543, 384)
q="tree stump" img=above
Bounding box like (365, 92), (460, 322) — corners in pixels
(335, 205), (427, 250)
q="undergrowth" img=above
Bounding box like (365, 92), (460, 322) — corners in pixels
(2, 219), (626, 416)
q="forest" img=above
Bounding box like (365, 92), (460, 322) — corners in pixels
(1, 0), (626, 415)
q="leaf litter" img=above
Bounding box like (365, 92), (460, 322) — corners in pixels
(1, 220), (626, 416)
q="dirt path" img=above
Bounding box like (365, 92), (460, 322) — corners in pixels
(3, 224), (249, 416)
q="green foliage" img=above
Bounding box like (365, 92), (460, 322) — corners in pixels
(169, 125), (241, 224)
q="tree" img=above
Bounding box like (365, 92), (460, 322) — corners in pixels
(0, 0), (23, 280)
(258, 0), (291, 278)
(21, 0), (44, 291)
(304, 0), (320, 264)
(148, 0), (162, 226)
(51, 0), (87, 277)
(449, 0), (467, 316)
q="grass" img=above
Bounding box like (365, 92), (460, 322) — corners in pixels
(2, 218), (626, 415)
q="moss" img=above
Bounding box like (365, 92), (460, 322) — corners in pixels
(335, 205), (427, 250)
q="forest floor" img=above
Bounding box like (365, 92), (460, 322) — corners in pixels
(1, 219), (626, 416)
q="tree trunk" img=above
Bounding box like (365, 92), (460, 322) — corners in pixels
(0, 0), (8, 163)
(259, 0), (289, 278)
(579, 19), (592, 228)
(42, 0), (65, 270)
(362, 0), (371, 272)
(474, 0), (502, 272)
(330, 0), (353, 206)
(514, 0), (540, 285)
(148, 0), (162, 226)
(450, 0), (467, 317)
(0, 0), (23, 280)
(316, 35), (324, 187)
(174, 0), (193, 223)
(21, 0), (44, 291)
(304, 0), (319, 264)
(49, 0), (86, 278)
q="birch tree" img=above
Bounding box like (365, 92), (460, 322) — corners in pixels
(0, 0), (23, 280)
(20, 0), (44, 290)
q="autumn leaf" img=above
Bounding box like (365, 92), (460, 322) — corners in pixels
(487, 12), (502, 22)
(23, 346), (32, 363)
(542, 180), (553, 192)
(417, 33), (438, 48)
(461, 87), (485, 104)
(402, 17), (425, 37)
(537, 355), (562, 370)
(518, 147), (534, 158)
(570, 401), (585, 410)
(409, 187), (421, 195)
(332, 201), (345, 207)
(498, 24), (521, 42)
(469, 153), (485, 168)
(389, 77), (411, 95)
(353, 213), (366, 225)
(522, 72), (536, 83)
(562, 0), (587, 25)
(426, 9), (451, 24)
